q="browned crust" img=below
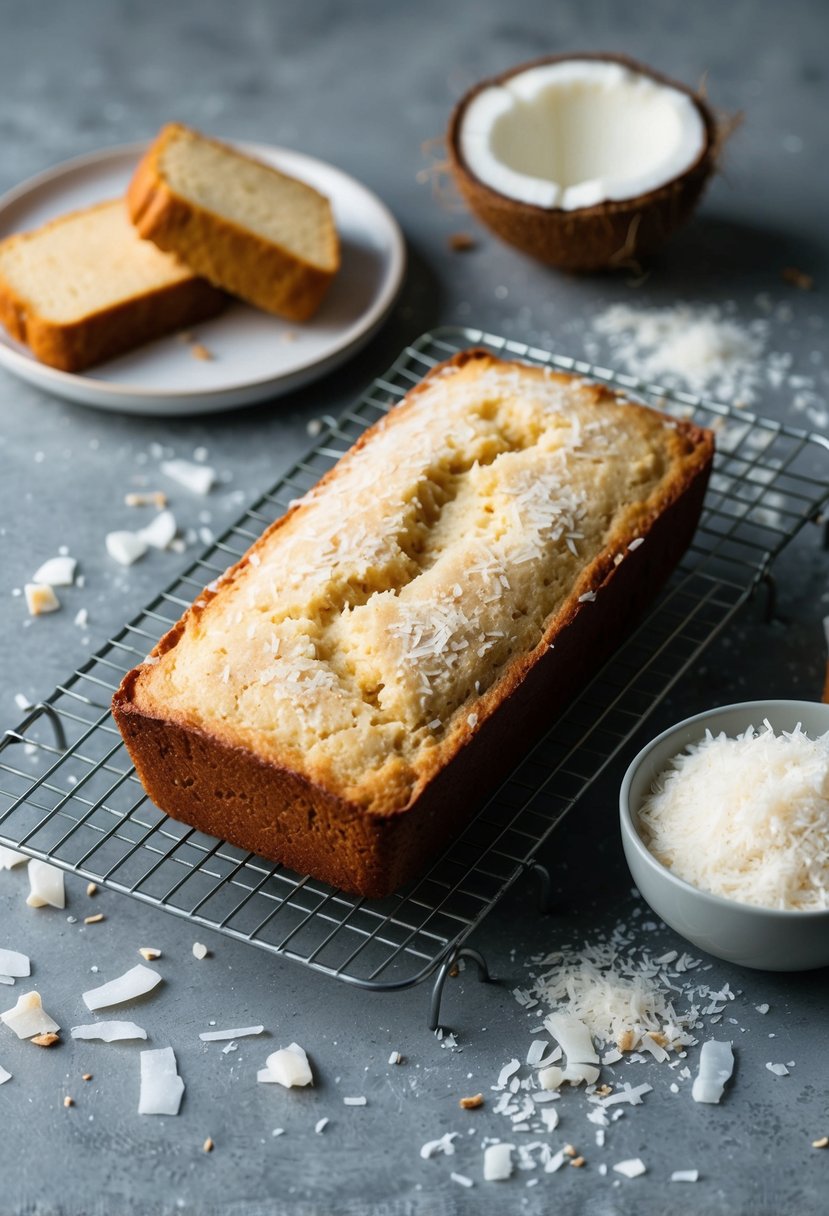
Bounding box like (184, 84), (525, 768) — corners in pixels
(112, 348), (714, 896)
(447, 52), (719, 272)
(127, 124), (340, 321)
(0, 200), (226, 372)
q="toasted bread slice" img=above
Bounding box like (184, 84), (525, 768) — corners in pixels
(0, 199), (225, 372)
(127, 124), (340, 321)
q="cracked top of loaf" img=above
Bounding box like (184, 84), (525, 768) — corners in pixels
(128, 351), (712, 814)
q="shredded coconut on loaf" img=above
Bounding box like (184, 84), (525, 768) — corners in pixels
(638, 722), (829, 910)
(123, 354), (708, 814)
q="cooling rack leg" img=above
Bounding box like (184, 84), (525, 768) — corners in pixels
(428, 947), (492, 1032)
(37, 704), (68, 752)
(522, 860), (555, 914)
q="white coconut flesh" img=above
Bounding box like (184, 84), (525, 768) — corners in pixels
(459, 59), (707, 211)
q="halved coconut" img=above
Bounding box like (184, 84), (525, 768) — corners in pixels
(447, 54), (718, 270)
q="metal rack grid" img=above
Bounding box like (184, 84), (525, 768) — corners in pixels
(2, 326), (827, 1023)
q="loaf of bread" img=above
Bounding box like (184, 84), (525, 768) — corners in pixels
(113, 350), (714, 896)
(127, 123), (340, 321)
(0, 199), (225, 372)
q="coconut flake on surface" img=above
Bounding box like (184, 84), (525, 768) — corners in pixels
(314, 1117), (328, 1134)
(106, 531), (148, 567)
(1, 991), (59, 1038)
(672, 1169), (700, 1182)
(496, 1058), (521, 1088)
(32, 557), (76, 586)
(0, 1064), (11, 1084)
(544, 1013), (599, 1064)
(199, 1026), (264, 1042)
(483, 1143), (513, 1181)
(71, 1021), (147, 1042)
(614, 1158), (647, 1179)
(420, 1132), (459, 1159)
(139, 510), (177, 550)
(0, 847), (28, 869)
(26, 861), (65, 909)
(260, 1043), (312, 1088)
(343, 1096), (367, 1106)
(0, 949), (30, 979)
(756, 1003), (770, 1015)
(138, 1047), (184, 1116)
(192, 942), (209, 960)
(692, 1040), (734, 1103)
(766, 1062), (789, 1077)
(526, 1039), (549, 1067)
(388, 1050), (402, 1065)
(161, 459), (215, 496)
(451, 1172), (474, 1188)
(83, 964), (162, 1011)
(24, 584), (60, 615)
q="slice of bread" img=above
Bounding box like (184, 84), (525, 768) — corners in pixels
(0, 199), (225, 372)
(127, 124), (340, 321)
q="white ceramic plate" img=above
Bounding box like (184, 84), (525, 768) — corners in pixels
(0, 142), (405, 415)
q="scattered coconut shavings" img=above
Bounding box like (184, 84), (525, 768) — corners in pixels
(755, 1003), (770, 1015)
(766, 1062), (789, 1077)
(138, 1047), (185, 1116)
(0, 1065), (10, 1085)
(672, 1169), (700, 1182)
(24, 584), (60, 615)
(139, 510), (177, 550)
(692, 1041), (734, 1103)
(0, 847), (28, 869)
(1, 991), (60, 1039)
(26, 861), (65, 909)
(32, 557), (76, 587)
(125, 491), (167, 509)
(161, 459), (215, 496)
(545, 1014), (599, 1064)
(83, 964), (162, 1011)
(459, 1093), (484, 1110)
(638, 722), (829, 910)
(614, 1158), (647, 1179)
(483, 1143), (513, 1181)
(496, 1058), (521, 1088)
(138, 948), (161, 962)
(451, 1172), (474, 1188)
(259, 1043), (312, 1087)
(420, 1132), (459, 1159)
(31, 1032), (60, 1047)
(343, 1096), (367, 1106)
(106, 531), (147, 567)
(388, 1051), (402, 1065)
(200, 1026), (264, 1042)
(71, 1021), (147, 1042)
(0, 949), (30, 979)
(591, 302), (769, 404)
(0, 976), (13, 986)
(84, 913), (105, 925)
(192, 942), (209, 960)
(314, 1118), (328, 1134)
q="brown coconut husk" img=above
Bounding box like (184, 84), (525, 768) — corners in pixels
(446, 52), (732, 272)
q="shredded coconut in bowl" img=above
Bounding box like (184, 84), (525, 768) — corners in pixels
(638, 722), (829, 910)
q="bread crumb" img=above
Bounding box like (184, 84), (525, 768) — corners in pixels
(617, 1029), (636, 1052)
(571, 1156), (586, 1168)
(595, 1084), (613, 1097)
(177, 331), (193, 344)
(84, 913), (105, 925)
(281, 330), (297, 343)
(86, 882), (98, 897)
(139, 947), (161, 961)
(203, 1136), (214, 1153)
(125, 491), (168, 509)
(459, 1093), (484, 1109)
(31, 1032), (60, 1048)
(64, 1096), (74, 1108)
(449, 232), (477, 252)
(191, 342), (214, 362)
(649, 1031), (669, 1047)
(781, 266), (814, 290)
(82, 1073), (93, 1082)
(563, 1144), (577, 1158)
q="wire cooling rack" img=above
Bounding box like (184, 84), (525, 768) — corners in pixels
(2, 326), (827, 1025)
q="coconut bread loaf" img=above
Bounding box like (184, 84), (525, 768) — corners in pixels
(0, 199), (225, 372)
(113, 350), (713, 897)
(127, 123), (340, 321)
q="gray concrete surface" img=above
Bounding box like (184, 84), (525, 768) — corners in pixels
(0, 1), (828, 1213)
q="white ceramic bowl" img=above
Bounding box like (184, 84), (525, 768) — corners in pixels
(620, 700), (829, 971)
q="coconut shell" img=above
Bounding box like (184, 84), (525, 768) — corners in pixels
(447, 52), (719, 272)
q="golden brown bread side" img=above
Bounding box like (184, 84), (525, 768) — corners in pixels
(127, 123), (340, 321)
(0, 199), (225, 373)
(113, 350), (714, 896)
